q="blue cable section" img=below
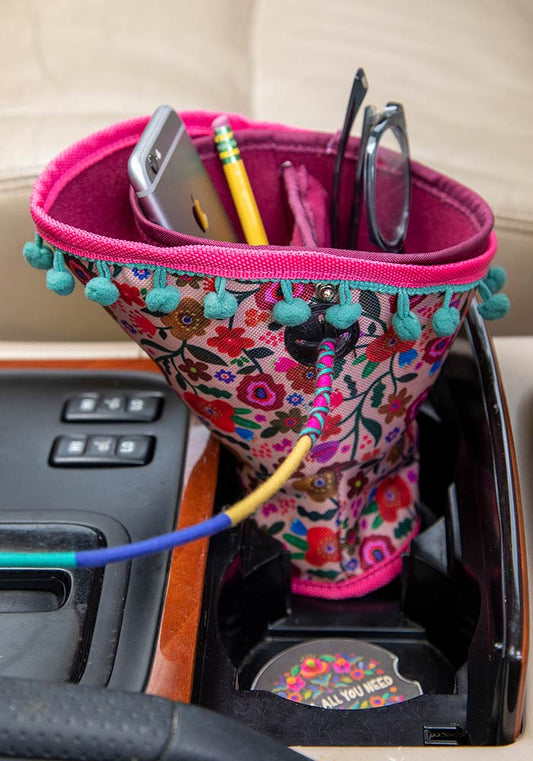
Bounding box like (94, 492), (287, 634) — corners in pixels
(75, 513), (232, 568)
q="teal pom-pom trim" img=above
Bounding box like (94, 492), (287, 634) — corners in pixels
(203, 276), (238, 319)
(432, 306), (460, 337)
(46, 268), (75, 296)
(393, 291), (421, 340)
(485, 266), (507, 295)
(146, 286), (180, 314)
(85, 277), (120, 306)
(325, 282), (361, 329)
(392, 311), (421, 341)
(325, 302), (362, 330)
(273, 280), (312, 326)
(23, 240), (53, 270)
(272, 297), (311, 326)
(204, 290), (238, 319)
(478, 293), (510, 320)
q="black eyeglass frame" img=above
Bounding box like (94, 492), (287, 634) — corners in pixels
(350, 101), (410, 252)
(330, 69), (411, 253)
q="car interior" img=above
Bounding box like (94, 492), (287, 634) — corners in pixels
(0, 1), (531, 759)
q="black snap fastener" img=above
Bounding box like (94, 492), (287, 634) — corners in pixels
(284, 303), (360, 366)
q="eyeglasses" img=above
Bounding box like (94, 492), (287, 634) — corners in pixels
(330, 68), (411, 253)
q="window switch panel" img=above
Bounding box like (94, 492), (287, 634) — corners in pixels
(51, 435), (155, 467)
(63, 394), (162, 422)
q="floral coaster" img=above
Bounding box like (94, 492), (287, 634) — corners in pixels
(251, 638), (422, 709)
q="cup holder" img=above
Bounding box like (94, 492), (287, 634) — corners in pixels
(192, 316), (527, 746)
(0, 569), (71, 613)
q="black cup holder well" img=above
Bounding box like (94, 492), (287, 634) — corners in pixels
(0, 569), (71, 613)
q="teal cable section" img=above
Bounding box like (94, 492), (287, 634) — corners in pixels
(0, 551), (76, 568)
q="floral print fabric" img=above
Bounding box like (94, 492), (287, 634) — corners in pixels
(67, 255), (469, 598)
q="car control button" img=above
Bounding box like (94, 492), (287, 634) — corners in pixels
(63, 393), (162, 422)
(50, 435), (155, 467)
(86, 436), (115, 457)
(125, 395), (161, 421)
(54, 436), (88, 459)
(116, 436), (154, 465)
(97, 395), (124, 415)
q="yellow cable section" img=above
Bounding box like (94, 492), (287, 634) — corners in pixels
(225, 435), (312, 525)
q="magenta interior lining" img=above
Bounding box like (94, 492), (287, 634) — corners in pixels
(46, 128), (493, 265)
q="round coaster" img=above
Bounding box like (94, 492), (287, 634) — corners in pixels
(251, 638), (423, 710)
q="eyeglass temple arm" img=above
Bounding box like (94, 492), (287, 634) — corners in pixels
(330, 68), (368, 248)
(347, 107), (374, 251)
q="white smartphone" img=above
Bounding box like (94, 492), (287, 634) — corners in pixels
(128, 105), (237, 241)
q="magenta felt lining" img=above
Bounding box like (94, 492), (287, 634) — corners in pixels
(131, 132), (492, 265)
(31, 113), (495, 284)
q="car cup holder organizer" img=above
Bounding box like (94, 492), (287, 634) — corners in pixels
(192, 306), (527, 747)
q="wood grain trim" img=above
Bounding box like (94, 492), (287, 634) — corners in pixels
(146, 431), (219, 702)
(0, 359), (158, 372)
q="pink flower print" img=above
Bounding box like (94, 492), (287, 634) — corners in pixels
(359, 535), (396, 570)
(255, 281), (282, 310)
(285, 675), (306, 691)
(332, 657), (352, 674)
(236, 373), (285, 411)
(423, 335), (453, 364)
(300, 656), (330, 679)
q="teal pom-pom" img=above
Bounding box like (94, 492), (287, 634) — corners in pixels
(432, 306), (460, 337)
(478, 293), (510, 320)
(146, 286), (181, 314)
(204, 290), (238, 319)
(325, 302), (362, 330)
(46, 268), (75, 296)
(23, 241), (54, 270)
(85, 277), (119, 306)
(485, 266), (507, 295)
(392, 311), (421, 341)
(272, 298), (311, 326)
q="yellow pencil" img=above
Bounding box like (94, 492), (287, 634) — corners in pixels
(212, 115), (268, 245)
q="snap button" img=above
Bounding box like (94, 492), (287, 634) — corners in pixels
(315, 283), (338, 303)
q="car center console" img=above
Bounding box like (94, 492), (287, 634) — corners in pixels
(0, 307), (529, 758)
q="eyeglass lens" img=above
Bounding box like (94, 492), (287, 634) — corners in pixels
(374, 126), (409, 248)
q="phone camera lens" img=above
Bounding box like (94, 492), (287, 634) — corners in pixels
(147, 149), (162, 175)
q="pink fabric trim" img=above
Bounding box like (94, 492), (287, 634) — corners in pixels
(32, 204), (497, 287)
(291, 518), (420, 600)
